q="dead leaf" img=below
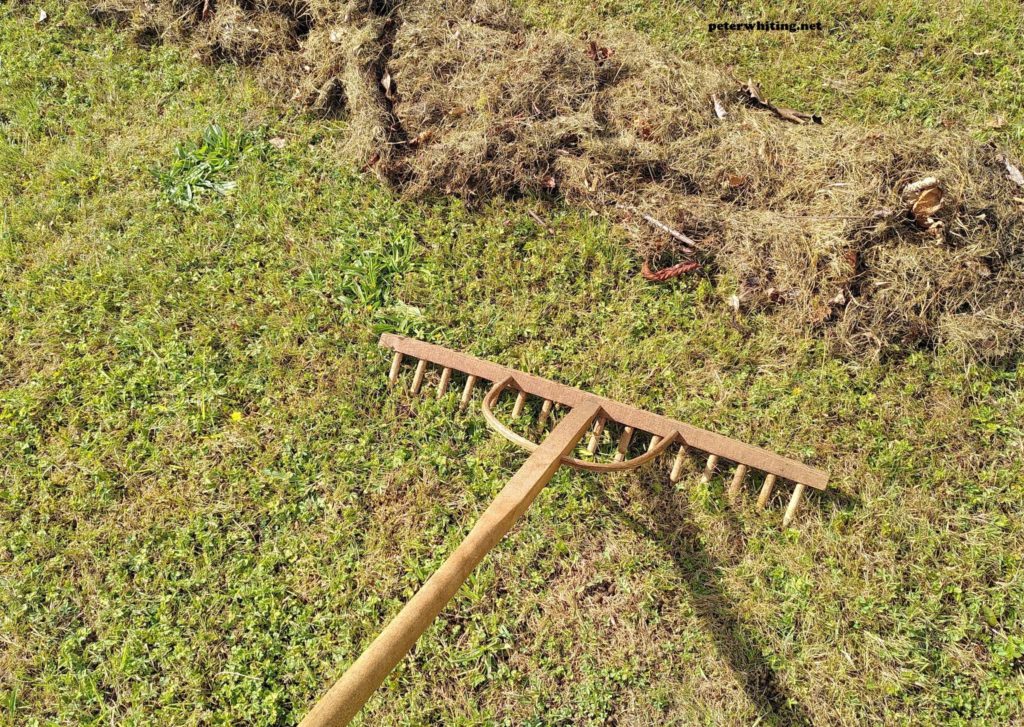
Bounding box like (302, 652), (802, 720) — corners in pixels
(585, 40), (613, 64)
(362, 151), (381, 172)
(641, 259), (700, 282)
(910, 185), (943, 228)
(712, 94), (728, 119)
(380, 70), (396, 101)
(987, 115), (1007, 129)
(542, 175), (557, 189)
(407, 129), (434, 147)
(997, 153), (1024, 188)
(633, 117), (654, 140)
(37, 8), (48, 23)
(743, 78), (767, 106)
(812, 291), (848, 324)
(765, 287), (786, 304)
(726, 174), (748, 188)
(269, 137), (287, 149)
(902, 177), (944, 228)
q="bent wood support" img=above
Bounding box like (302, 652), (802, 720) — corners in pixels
(299, 401), (601, 727)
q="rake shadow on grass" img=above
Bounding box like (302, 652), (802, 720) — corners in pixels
(587, 475), (813, 727)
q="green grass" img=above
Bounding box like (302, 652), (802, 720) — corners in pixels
(1, 3), (1023, 725)
(153, 124), (253, 210)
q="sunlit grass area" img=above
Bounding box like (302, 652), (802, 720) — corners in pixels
(1, 3), (1022, 725)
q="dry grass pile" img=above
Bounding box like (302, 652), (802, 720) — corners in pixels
(90, 0), (1024, 362)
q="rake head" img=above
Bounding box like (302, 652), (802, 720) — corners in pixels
(382, 333), (828, 527)
(300, 335), (831, 726)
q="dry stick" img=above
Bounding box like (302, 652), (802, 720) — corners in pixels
(527, 209), (555, 233)
(409, 359), (427, 394)
(648, 434), (662, 452)
(728, 464), (748, 498)
(459, 375), (478, 412)
(436, 367), (452, 399)
(757, 474), (778, 508)
(299, 402), (601, 727)
(634, 210), (698, 254)
(783, 484), (807, 527)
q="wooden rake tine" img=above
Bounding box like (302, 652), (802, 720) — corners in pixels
(301, 335), (829, 726)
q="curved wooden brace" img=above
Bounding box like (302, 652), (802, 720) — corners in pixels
(481, 377), (678, 472)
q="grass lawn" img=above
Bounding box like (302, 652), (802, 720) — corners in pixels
(1, 2), (1023, 725)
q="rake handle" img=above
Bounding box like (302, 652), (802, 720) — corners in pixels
(300, 401), (601, 727)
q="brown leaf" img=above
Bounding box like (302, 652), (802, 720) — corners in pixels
(407, 129), (434, 148)
(362, 151), (381, 172)
(542, 175), (557, 189)
(910, 185), (943, 227)
(641, 259), (701, 282)
(633, 117), (654, 140)
(589, 40), (610, 63)
(902, 177), (944, 228)
(765, 287), (785, 304)
(743, 78), (767, 106)
(269, 137), (287, 149)
(585, 40), (613, 63)
(726, 174), (748, 188)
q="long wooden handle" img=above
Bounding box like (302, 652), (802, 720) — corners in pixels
(300, 401), (601, 727)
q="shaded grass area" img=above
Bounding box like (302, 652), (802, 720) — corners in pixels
(2, 3), (1023, 725)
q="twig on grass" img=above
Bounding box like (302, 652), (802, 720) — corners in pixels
(631, 209), (699, 253)
(528, 209), (554, 233)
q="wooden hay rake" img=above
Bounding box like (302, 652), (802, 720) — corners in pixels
(301, 334), (829, 726)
